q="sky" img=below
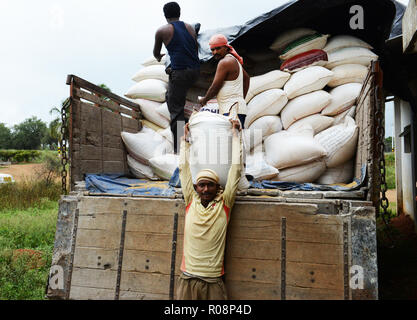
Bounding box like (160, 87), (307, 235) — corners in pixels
(0, 0), (410, 137)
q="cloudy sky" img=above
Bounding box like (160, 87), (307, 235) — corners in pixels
(0, 0), (409, 136)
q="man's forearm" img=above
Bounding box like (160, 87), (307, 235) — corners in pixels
(201, 82), (222, 105)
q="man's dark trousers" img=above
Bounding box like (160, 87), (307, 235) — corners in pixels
(166, 68), (200, 153)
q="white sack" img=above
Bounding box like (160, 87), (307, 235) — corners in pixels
(245, 152), (279, 181)
(321, 83), (362, 116)
(288, 114), (334, 135)
(333, 105), (356, 125)
(149, 153), (179, 180)
(323, 35), (373, 53)
(326, 47), (378, 69)
(274, 160), (326, 183)
(142, 55), (167, 67)
(244, 116), (283, 151)
(279, 34), (329, 61)
(314, 116), (358, 168)
(264, 129), (327, 169)
(125, 79), (168, 102)
(327, 64), (369, 87)
(245, 89), (288, 127)
(245, 70), (290, 103)
(280, 90), (331, 129)
(316, 159), (354, 184)
(127, 154), (159, 180)
(269, 28), (317, 53)
(132, 65), (169, 83)
(155, 102), (170, 120)
(188, 111), (249, 189)
(121, 129), (173, 165)
(283, 66), (334, 99)
(133, 99), (170, 128)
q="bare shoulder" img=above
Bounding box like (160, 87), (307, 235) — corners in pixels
(184, 22), (197, 38)
(219, 55), (238, 69)
(156, 24), (173, 35)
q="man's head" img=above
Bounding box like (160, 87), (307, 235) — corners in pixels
(209, 34), (230, 60)
(163, 2), (180, 20)
(194, 169), (220, 205)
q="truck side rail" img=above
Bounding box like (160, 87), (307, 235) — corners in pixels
(66, 75), (143, 190)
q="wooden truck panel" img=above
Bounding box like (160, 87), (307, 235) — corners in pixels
(47, 195), (377, 300)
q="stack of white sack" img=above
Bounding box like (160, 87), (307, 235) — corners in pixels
(188, 111), (250, 190)
(264, 126), (327, 183)
(119, 32), (376, 186)
(238, 31), (377, 184)
(121, 126), (179, 181)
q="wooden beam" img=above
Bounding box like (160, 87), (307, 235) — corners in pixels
(403, 0), (417, 54)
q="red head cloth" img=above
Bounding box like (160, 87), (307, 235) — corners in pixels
(209, 34), (243, 65)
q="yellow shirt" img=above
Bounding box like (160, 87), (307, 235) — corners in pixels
(179, 134), (241, 277)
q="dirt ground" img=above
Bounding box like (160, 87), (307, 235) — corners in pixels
(0, 163), (46, 182)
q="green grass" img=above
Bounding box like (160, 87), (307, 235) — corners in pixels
(0, 201), (58, 300)
(0, 180), (61, 211)
(0, 174), (60, 300)
(385, 152), (396, 190)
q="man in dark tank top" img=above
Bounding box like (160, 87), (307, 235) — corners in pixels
(153, 2), (200, 153)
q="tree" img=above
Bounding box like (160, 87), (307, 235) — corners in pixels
(11, 117), (47, 150)
(384, 136), (393, 152)
(42, 118), (61, 150)
(0, 123), (12, 149)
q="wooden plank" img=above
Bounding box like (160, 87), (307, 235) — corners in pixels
(79, 145), (101, 160)
(286, 222), (344, 244)
(76, 229), (121, 249)
(69, 286), (115, 300)
(228, 219), (343, 244)
(225, 280), (281, 300)
(224, 257), (280, 284)
(75, 87), (121, 114)
(79, 160), (103, 175)
(78, 197), (125, 215)
(102, 109), (122, 136)
(79, 102), (102, 135)
(402, 0), (417, 53)
(73, 247), (119, 271)
(103, 161), (126, 174)
(227, 218), (281, 240)
(286, 241), (343, 265)
(226, 238), (281, 260)
(122, 249), (172, 274)
(78, 213), (122, 231)
(125, 198), (185, 216)
(120, 271), (170, 295)
(124, 232), (177, 252)
(125, 214), (173, 233)
(286, 285), (344, 300)
(231, 202), (318, 222)
(103, 134), (123, 149)
(68, 74), (141, 111)
(286, 261), (344, 290)
(119, 291), (169, 300)
(102, 147), (125, 162)
(71, 267), (118, 289)
(121, 115), (140, 130)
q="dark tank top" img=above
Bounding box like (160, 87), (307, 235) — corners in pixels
(166, 21), (200, 70)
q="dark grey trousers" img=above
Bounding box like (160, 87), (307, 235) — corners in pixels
(166, 68), (200, 152)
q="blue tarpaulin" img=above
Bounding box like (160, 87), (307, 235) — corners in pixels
(86, 164), (366, 195)
(85, 174), (176, 196)
(169, 164), (367, 192)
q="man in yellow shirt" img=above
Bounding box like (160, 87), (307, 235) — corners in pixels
(176, 120), (242, 300)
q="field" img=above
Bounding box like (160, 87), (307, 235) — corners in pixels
(0, 152), (416, 299)
(0, 160), (61, 300)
